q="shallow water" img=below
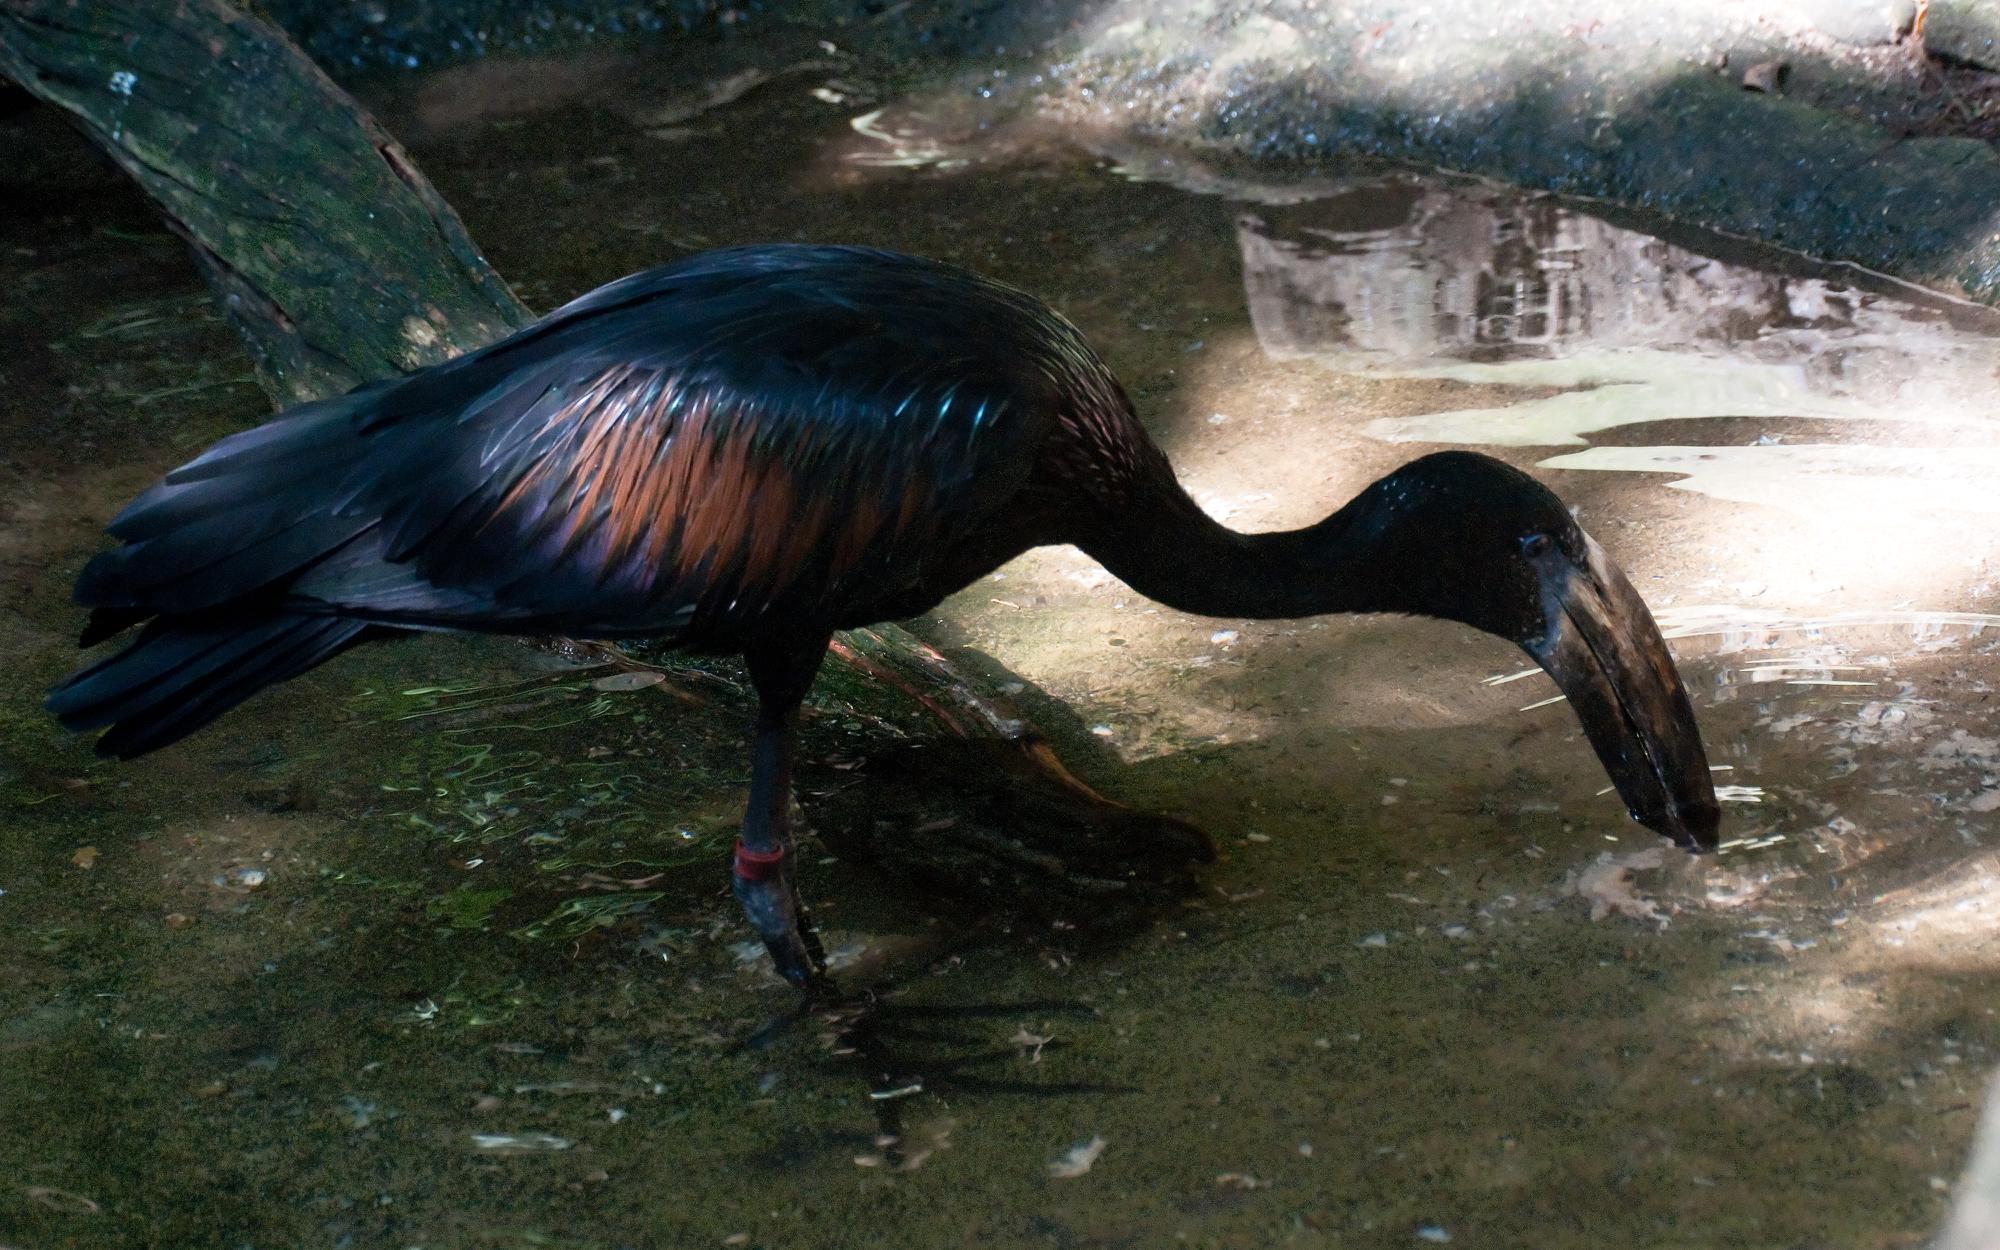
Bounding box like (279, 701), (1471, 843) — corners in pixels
(4, 34), (2000, 1250)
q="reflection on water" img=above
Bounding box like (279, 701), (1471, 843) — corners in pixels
(1237, 177), (2000, 514)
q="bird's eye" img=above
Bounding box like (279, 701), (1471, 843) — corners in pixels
(1519, 532), (1554, 558)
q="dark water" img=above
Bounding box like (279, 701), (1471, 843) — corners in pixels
(4, 35), (2000, 1250)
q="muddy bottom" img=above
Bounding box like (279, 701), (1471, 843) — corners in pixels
(4, 34), (2000, 1250)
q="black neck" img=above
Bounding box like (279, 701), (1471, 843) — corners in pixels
(1079, 477), (1386, 621)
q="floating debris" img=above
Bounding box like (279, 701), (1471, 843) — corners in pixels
(1569, 848), (1667, 925)
(1011, 1026), (1054, 1063)
(1216, 1172), (1270, 1190)
(854, 1118), (955, 1171)
(847, 107), (966, 170)
(1048, 1135), (1107, 1179)
(25, 1185), (100, 1214)
(590, 670), (666, 692)
(1416, 1225), (1453, 1244)
(470, 1132), (573, 1153)
(1717, 832), (1788, 853)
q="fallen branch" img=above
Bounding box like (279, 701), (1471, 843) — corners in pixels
(0, 0), (525, 404)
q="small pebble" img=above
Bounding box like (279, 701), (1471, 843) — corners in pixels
(1417, 1226), (1452, 1244)
(164, 913), (194, 930)
(71, 846), (99, 870)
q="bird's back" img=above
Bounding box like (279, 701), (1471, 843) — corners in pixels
(54, 246), (1158, 754)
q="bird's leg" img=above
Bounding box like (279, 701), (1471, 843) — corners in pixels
(734, 705), (828, 992)
(736, 637), (834, 996)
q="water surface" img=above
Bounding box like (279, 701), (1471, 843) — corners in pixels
(4, 35), (2000, 1249)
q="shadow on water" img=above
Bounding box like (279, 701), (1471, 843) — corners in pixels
(5, 32), (2000, 1250)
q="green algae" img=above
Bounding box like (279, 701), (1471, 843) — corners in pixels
(426, 886), (514, 930)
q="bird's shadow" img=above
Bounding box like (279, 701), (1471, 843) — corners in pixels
(798, 734), (1213, 918)
(613, 631), (1212, 1126)
(743, 985), (1134, 1163)
(757, 724), (1207, 1132)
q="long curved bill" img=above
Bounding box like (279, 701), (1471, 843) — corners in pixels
(1525, 536), (1720, 851)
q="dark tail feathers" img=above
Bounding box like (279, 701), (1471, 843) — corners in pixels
(47, 614), (368, 759)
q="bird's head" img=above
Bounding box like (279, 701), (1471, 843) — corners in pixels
(1344, 451), (1720, 851)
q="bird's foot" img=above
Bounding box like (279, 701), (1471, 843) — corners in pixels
(730, 839), (833, 995)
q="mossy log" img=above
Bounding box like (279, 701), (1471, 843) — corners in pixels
(0, 0), (526, 405)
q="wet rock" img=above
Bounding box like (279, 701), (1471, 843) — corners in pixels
(1790, 0), (1918, 47)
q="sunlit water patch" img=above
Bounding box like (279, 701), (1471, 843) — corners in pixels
(1230, 175), (2000, 516)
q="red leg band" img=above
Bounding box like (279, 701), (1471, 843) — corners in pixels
(733, 840), (786, 882)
